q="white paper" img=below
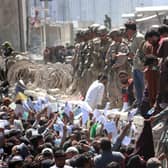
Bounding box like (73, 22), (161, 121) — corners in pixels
(64, 102), (72, 117)
(46, 103), (55, 117)
(50, 103), (58, 113)
(55, 117), (64, 137)
(0, 121), (5, 129)
(105, 108), (120, 118)
(9, 102), (16, 110)
(78, 101), (92, 113)
(0, 120), (9, 128)
(122, 136), (132, 146)
(15, 104), (24, 116)
(57, 117), (65, 126)
(97, 115), (106, 124)
(67, 125), (73, 134)
(127, 108), (137, 121)
(38, 97), (49, 104)
(93, 109), (101, 119)
(81, 108), (89, 126)
(14, 119), (24, 131)
(121, 102), (129, 112)
(104, 121), (117, 134)
(22, 100), (31, 112)
(104, 121), (118, 143)
(74, 107), (82, 119)
(34, 97), (49, 112)
(111, 108), (120, 113)
(0, 148), (4, 155)
(31, 129), (38, 136)
(147, 107), (155, 115)
(27, 98), (34, 110)
(33, 100), (42, 112)
(53, 124), (62, 132)
(104, 102), (110, 116)
(74, 112), (83, 120)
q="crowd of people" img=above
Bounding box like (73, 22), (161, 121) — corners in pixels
(0, 90), (167, 168)
(0, 21), (167, 168)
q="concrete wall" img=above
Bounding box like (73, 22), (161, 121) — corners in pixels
(46, 25), (62, 46)
(0, 0), (27, 51)
(46, 23), (74, 47)
(60, 23), (74, 45)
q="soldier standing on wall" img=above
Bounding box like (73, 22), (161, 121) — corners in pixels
(104, 14), (112, 30)
(1, 41), (14, 80)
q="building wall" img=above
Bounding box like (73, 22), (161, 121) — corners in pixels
(0, 0), (27, 51)
(45, 23), (73, 47)
(0, 0), (20, 50)
(29, 0), (163, 28)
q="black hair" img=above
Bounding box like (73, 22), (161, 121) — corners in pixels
(127, 155), (146, 168)
(145, 29), (160, 40)
(15, 99), (22, 105)
(158, 24), (168, 35)
(8, 161), (23, 168)
(125, 22), (137, 31)
(100, 137), (112, 151)
(70, 154), (90, 167)
(54, 148), (65, 158)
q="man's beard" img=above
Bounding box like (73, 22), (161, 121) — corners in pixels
(121, 80), (128, 84)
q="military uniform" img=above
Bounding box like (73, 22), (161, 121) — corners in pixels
(90, 26), (110, 77)
(105, 30), (129, 106)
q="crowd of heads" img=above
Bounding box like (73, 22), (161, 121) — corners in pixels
(0, 93), (165, 167)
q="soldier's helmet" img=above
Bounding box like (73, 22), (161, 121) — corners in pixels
(80, 28), (90, 40)
(108, 28), (121, 38)
(124, 21), (137, 31)
(97, 25), (108, 36)
(1, 41), (12, 48)
(82, 28), (90, 35)
(76, 29), (82, 38)
(89, 24), (100, 33)
(75, 29), (86, 41)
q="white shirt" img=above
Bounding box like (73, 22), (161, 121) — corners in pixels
(84, 80), (105, 110)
